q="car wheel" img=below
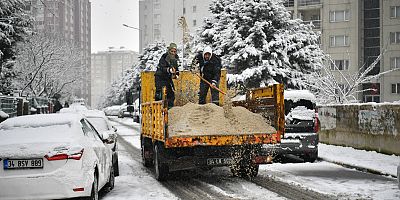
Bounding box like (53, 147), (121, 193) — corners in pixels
(114, 158), (120, 177)
(105, 165), (115, 192)
(154, 143), (168, 181)
(303, 151), (318, 163)
(84, 173), (98, 200)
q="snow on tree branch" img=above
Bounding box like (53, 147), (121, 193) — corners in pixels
(195, 0), (324, 90)
(12, 32), (82, 98)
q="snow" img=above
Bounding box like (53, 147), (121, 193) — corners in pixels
(285, 89), (316, 102)
(0, 113), (84, 158)
(286, 106), (315, 121)
(0, 110), (9, 118)
(2, 114), (398, 199)
(102, 146), (178, 200)
(111, 117), (400, 199)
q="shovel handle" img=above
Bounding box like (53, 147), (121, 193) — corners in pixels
(194, 73), (226, 95)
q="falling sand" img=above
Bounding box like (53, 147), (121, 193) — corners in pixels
(168, 103), (276, 137)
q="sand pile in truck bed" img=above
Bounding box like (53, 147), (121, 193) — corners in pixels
(168, 103), (276, 136)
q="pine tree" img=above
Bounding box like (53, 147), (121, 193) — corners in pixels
(0, 0), (32, 94)
(197, 0), (323, 89)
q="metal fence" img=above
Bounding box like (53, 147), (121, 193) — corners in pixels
(0, 96), (18, 118)
(0, 96), (53, 119)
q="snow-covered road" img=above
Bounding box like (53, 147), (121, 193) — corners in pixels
(106, 117), (400, 200)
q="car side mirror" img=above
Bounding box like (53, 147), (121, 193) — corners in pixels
(101, 132), (115, 144)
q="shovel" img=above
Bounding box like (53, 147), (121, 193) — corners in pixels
(189, 67), (226, 95)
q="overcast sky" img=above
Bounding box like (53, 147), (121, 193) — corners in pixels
(91, 0), (140, 53)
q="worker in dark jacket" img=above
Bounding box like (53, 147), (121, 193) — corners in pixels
(155, 43), (180, 108)
(192, 46), (222, 105)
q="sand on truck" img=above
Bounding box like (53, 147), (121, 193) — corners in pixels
(168, 103), (276, 137)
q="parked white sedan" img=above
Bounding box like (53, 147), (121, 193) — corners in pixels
(0, 113), (114, 200)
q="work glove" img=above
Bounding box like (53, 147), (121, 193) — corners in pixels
(169, 67), (176, 74)
(211, 80), (217, 87)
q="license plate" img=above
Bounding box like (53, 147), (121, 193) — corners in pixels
(207, 158), (233, 166)
(3, 159), (44, 169)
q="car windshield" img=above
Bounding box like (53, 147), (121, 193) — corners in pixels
(86, 117), (109, 132)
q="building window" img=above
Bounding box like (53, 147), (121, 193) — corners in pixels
(390, 57), (400, 69)
(390, 32), (400, 44)
(331, 59), (349, 70)
(330, 35), (349, 47)
(183, 7), (186, 14)
(329, 10), (349, 22)
(391, 83), (400, 94)
(362, 83), (380, 103)
(364, 95), (380, 103)
(193, 6), (196, 13)
(154, 24), (160, 29)
(193, 19), (197, 26)
(390, 6), (400, 18)
(154, 29), (161, 40)
(154, 14), (160, 20)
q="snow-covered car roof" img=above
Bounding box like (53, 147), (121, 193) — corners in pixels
(82, 109), (107, 118)
(0, 113), (84, 130)
(285, 90), (316, 103)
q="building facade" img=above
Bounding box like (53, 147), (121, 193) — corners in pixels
(91, 48), (138, 108)
(25, 0), (92, 105)
(139, 0), (212, 53)
(285, 0), (400, 103)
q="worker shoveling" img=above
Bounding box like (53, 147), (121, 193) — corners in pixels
(168, 102), (276, 137)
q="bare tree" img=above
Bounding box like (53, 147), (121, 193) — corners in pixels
(12, 32), (82, 98)
(301, 50), (399, 104)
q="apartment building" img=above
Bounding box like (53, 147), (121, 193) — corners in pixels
(91, 48), (138, 107)
(285, 0), (400, 103)
(25, 0), (92, 105)
(139, 0), (212, 53)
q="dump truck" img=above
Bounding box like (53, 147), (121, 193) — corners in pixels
(140, 70), (284, 180)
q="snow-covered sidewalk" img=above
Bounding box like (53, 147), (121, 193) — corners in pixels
(112, 117), (399, 178)
(319, 143), (399, 177)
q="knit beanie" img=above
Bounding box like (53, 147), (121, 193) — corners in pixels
(168, 43), (177, 51)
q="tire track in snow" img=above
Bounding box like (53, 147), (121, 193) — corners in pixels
(114, 120), (333, 200)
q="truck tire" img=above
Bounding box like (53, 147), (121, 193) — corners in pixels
(154, 143), (169, 181)
(141, 138), (153, 167)
(303, 151), (318, 163)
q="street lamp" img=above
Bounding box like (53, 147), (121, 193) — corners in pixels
(122, 23), (142, 52)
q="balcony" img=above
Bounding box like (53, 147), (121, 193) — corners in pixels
(303, 20), (321, 29)
(298, 0), (321, 7)
(283, 0), (294, 7)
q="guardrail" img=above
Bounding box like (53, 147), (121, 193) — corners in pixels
(303, 20), (321, 29)
(298, 0), (321, 6)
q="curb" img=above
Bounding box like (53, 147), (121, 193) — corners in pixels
(319, 157), (397, 179)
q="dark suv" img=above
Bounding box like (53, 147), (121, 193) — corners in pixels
(262, 90), (319, 162)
